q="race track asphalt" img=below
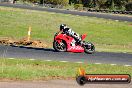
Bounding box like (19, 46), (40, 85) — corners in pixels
(0, 3), (132, 22)
(0, 45), (132, 65)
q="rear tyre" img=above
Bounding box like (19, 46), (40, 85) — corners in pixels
(53, 40), (67, 52)
(83, 42), (95, 54)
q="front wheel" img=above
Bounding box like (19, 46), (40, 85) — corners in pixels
(53, 40), (67, 52)
(83, 42), (95, 54)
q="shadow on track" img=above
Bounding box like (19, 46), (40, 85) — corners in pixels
(10, 45), (56, 52)
(9, 45), (82, 54)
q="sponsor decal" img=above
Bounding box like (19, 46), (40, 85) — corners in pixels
(76, 68), (131, 85)
(68, 46), (83, 50)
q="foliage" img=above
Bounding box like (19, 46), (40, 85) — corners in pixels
(42, 0), (69, 6)
(21, 0), (38, 3)
(74, 4), (83, 10)
(71, 0), (132, 10)
(96, 0), (108, 9)
(125, 2), (132, 11)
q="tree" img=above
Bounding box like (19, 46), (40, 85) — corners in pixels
(43, 0), (69, 6)
(125, 2), (132, 11)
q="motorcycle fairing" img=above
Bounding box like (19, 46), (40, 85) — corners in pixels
(54, 34), (84, 52)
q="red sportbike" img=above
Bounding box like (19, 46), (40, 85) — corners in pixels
(53, 32), (95, 54)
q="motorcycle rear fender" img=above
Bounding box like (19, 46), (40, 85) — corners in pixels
(81, 34), (87, 40)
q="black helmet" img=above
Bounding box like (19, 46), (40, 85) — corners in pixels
(60, 24), (66, 31)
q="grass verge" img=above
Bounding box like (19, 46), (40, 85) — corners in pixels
(0, 6), (132, 53)
(0, 58), (132, 81)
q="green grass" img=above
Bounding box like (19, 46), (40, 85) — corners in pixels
(0, 58), (132, 80)
(0, 6), (132, 53)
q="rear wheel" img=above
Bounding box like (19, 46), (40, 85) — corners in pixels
(83, 42), (95, 54)
(53, 40), (67, 52)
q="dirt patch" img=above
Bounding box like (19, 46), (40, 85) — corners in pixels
(0, 37), (48, 48)
(0, 76), (75, 82)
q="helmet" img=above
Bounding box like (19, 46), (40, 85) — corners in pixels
(60, 24), (66, 31)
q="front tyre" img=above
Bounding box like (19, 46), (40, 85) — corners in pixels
(53, 40), (67, 52)
(83, 42), (95, 54)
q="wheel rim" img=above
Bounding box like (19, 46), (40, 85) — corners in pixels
(85, 44), (95, 52)
(55, 41), (66, 51)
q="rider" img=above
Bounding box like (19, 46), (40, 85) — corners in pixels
(59, 24), (82, 45)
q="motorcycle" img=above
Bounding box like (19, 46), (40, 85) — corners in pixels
(53, 32), (95, 54)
